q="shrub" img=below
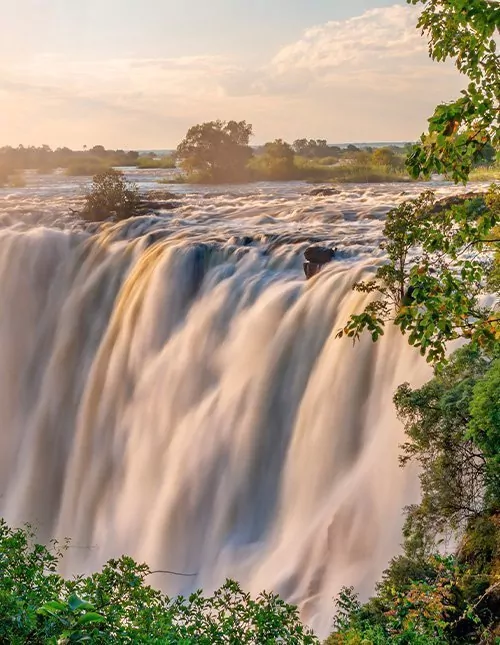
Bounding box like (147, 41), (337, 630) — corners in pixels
(82, 169), (141, 222)
(0, 519), (318, 644)
(136, 155), (176, 169)
(8, 171), (26, 187)
(66, 158), (110, 176)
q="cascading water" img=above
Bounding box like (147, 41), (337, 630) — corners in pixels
(2, 173), (480, 638)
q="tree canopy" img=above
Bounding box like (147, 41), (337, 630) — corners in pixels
(406, 0), (500, 183)
(176, 120), (254, 183)
(339, 187), (500, 364)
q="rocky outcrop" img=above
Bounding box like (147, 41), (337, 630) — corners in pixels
(431, 192), (486, 215)
(137, 200), (180, 212)
(308, 187), (341, 197)
(303, 246), (337, 279)
(304, 246), (337, 264)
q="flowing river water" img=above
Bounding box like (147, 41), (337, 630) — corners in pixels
(0, 169), (490, 637)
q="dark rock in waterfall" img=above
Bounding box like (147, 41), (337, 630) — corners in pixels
(138, 200), (180, 211)
(188, 243), (216, 297)
(304, 246), (337, 264)
(401, 285), (415, 306)
(303, 246), (338, 279)
(308, 187), (341, 197)
(303, 262), (323, 280)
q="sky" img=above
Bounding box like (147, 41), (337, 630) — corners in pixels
(0, 0), (465, 149)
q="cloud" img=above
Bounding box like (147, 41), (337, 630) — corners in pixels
(272, 5), (426, 73)
(0, 5), (466, 148)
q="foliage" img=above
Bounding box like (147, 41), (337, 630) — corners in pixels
(292, 139), (334, 159)
(176, 120), (254, 183)
(82, 169), (141, 222)
(66, 158), (112, 176)
(136, 155), (176, 169)
(468, 165), (500, 182)
(406, 0), (500, 183)
(469, 357), (500, 501)
(248, 139), (297, 180)
(328, 552), (500, 644)
(326, 344), (500, 644)
(371, 148), (405, 172)
(0, 519), (317, 644)
(395, 346), (500, 554)
(0, 145), (140, 175)
(332, 6), (500, 644)
(339, 186), (500, 365)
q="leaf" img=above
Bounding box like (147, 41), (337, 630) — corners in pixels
(37, 600), (66, 614)
(76, 612), (106, 626)
(68, 595), (94, 612)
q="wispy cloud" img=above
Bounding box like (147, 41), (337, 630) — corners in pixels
(0, 5), (464, 148)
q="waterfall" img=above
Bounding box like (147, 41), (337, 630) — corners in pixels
(0, 221), (429, 638)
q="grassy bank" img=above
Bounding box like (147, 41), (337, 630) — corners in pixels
(468, 165), (500, 182)
(136, 155), (176, 169)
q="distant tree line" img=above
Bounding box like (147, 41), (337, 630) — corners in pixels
(1, 128), (496, 187)
(174, 121), (498, 184)
(0, 145), (139, 172)
(173, 121), (419, 184)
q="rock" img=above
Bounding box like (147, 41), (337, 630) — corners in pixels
(144, 190), (180, 201)
(431, 192), (486, 215)
(308, 187), (341, 197)
(138, 201), (180, 211)
(303, 262), (323, 280)
(304, 246), (337, 264)
(303, 246), (338, 279)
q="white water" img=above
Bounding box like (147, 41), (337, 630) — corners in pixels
(0, 173), (487, 637)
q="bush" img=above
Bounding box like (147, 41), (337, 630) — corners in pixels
(248, 140), (297, 180)
(82, 169), (141, 222)
(0, 519), (317, 644)
(136, 155), (176, 169)
(8, 171), (26, 187)
(66, 158), (111, 176)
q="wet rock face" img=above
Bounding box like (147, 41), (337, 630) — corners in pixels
(303, 262), (323, 280)
(304, 246), (336, 264)
(308, 187), (341, 197)
(303, 246), (337, 280)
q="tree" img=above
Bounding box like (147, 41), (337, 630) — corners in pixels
(340, 1), (500, 364)
(327, 346), (500, 644)
(249, 139), (296, 180)
(406, 0), (500, 183)
(395, 346), (500, 554)
(176, 120), (253, 182)
(372, 147), (404, 171)
(339, 187), (500, 364)
(82, 169), (140, 222)
(292, 139), (332, 158)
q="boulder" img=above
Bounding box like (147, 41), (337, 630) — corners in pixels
(431, 192), (486, 215)
(303, 262), (323, 280)
(138, 200), (180, 211)
(309, 187), (341, 197)
(303, 246), (338, 279)
(304, 246), (336, 264)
